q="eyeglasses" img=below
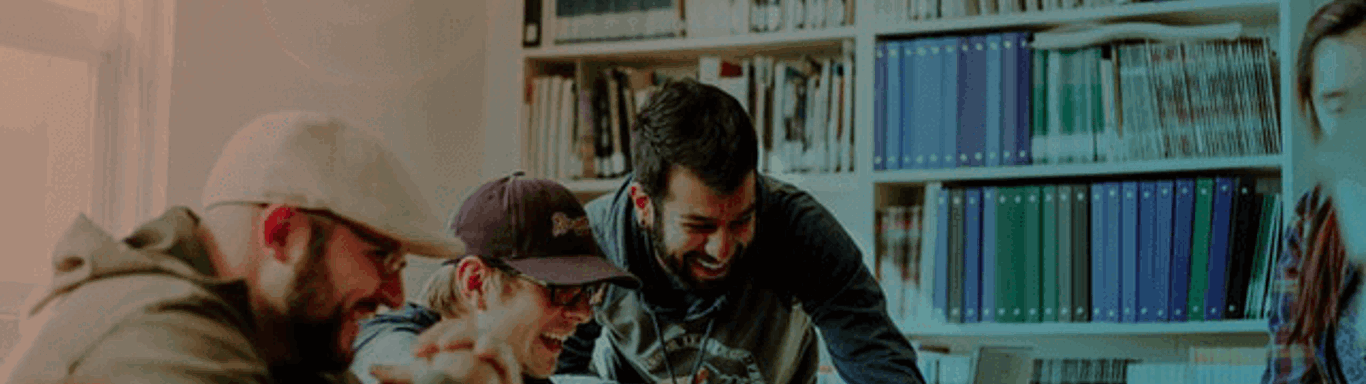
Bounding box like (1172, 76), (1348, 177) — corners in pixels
(486, 260), (608, 307)
(299, 209), (406, 275)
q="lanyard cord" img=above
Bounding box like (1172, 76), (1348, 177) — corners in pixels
(648, 310), (718, 384)
(690, 319), (716, 381)
(648, 312), (680, 384)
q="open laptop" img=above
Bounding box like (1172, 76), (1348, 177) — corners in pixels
(969, 345), (1036, 384)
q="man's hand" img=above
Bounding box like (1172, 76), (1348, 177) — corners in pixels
(369, 316), (523, 384)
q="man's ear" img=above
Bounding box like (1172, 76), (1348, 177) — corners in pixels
(628, 182), (654, 229)
(455, 257), (490, 311)
(258, 204), (315, 266)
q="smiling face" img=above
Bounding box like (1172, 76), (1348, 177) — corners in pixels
(633, 167), (757, 294)
(491, 278), (594, 377)
(280, 211), (406, 371)
(456, 258), (595, 378)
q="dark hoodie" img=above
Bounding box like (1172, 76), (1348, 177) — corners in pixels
(559, 175), (926, 384)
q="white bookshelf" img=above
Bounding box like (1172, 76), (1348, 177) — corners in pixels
(908, 319), (1267, 337)
(525, 27), (859, 61)
(487, 0), (1318, 365)
(562, 177), (628, 195)
(873, 155), (1287, 184)
(876, 0), (1279, 36)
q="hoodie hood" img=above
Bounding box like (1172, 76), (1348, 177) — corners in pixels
(351, 302), (441, 353)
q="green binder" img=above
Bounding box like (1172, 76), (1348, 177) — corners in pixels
(1057, 185), (1074, 322)
(1043, 185), (1060, 322)
(997, 187), (1019, 323)
(1024, 185), (1044, 323)
(1188, 178), (1216, 322)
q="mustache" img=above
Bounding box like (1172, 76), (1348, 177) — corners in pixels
(683, 243), (748, 266)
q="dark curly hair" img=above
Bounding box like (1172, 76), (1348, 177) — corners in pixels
(630, 79), (759, 201)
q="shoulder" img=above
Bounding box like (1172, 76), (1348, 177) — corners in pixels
(584, 178), (634, 265)
(30, 211), (253, 334)
(7, 210), (265, 383)
(584, 178), (630, 226)
(354, 303), (439, 351)
(9, 274), (263, 383)
(72, 299), (269, 380)
(755, 175), (842, 235)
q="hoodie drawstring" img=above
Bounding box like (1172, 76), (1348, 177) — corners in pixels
(649, 310), (717, 384)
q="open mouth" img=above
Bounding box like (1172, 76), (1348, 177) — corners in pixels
(692, 258), (729, 279)
(539, 333), (567, 353)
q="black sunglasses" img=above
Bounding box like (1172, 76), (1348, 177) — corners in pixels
(485, 259), (608, 307)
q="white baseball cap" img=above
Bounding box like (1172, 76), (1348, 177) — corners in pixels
(201, 110), (466, 258)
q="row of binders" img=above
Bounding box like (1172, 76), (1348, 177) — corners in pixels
(872, 0), (1180, 25)
(908, 347), (1263, 384)
(873, 33), (1280, 171)
(877, 176), (1284, 327)
(915, 356), (1141, 384)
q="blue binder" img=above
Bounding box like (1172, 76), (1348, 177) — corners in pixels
(985, 34), (1003, 167)
(885, 40), (903, 170)
(1121, 181), (1139, 323)
(1154, 180), (1175, 322)
(874, 43), (887, 170)
(1170, 179), (1196, 322)
(917, 39), (944, 170)
(1016, 33), (1033, 165)
(1137, 181), (1157, 322)
(1000, 32), (1021, 166)
(1204, 177), (1236, 321)
(1090, 182), (1106, 322)
(959, 35), (988, 168)
(942, 37), (962, 169)
(900, 40), (918, 169)
(934, 188), (950, 321)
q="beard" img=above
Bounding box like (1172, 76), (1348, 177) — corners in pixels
(643, 211), (747, 296)
(277, 225), (355, 373)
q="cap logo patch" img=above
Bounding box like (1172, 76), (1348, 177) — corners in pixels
(552, 212), (591, 237)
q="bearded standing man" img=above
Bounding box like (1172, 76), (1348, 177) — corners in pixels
(557, 80), (927, 384)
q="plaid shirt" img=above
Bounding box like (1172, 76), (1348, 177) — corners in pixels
(1264, 187), (1364, 383)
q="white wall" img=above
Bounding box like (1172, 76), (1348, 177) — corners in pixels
(163, 0), (491, 225)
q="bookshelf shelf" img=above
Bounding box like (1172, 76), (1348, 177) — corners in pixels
(906, 319), (1268, 337)
(872, 155), (1286, 184)
(770, 172), (865, 191)
(523, 27), (857, 62)
(562, 177), (627, 194)
(876, 0), (1280, 37)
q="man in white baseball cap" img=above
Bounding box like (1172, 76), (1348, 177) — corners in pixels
(2, 111), (488, 384)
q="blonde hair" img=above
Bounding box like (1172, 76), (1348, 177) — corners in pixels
(419, 264), (467, 318)
(418, 259), (522, 318)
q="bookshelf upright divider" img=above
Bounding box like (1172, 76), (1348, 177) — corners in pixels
(495, 0), (1325, 363)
